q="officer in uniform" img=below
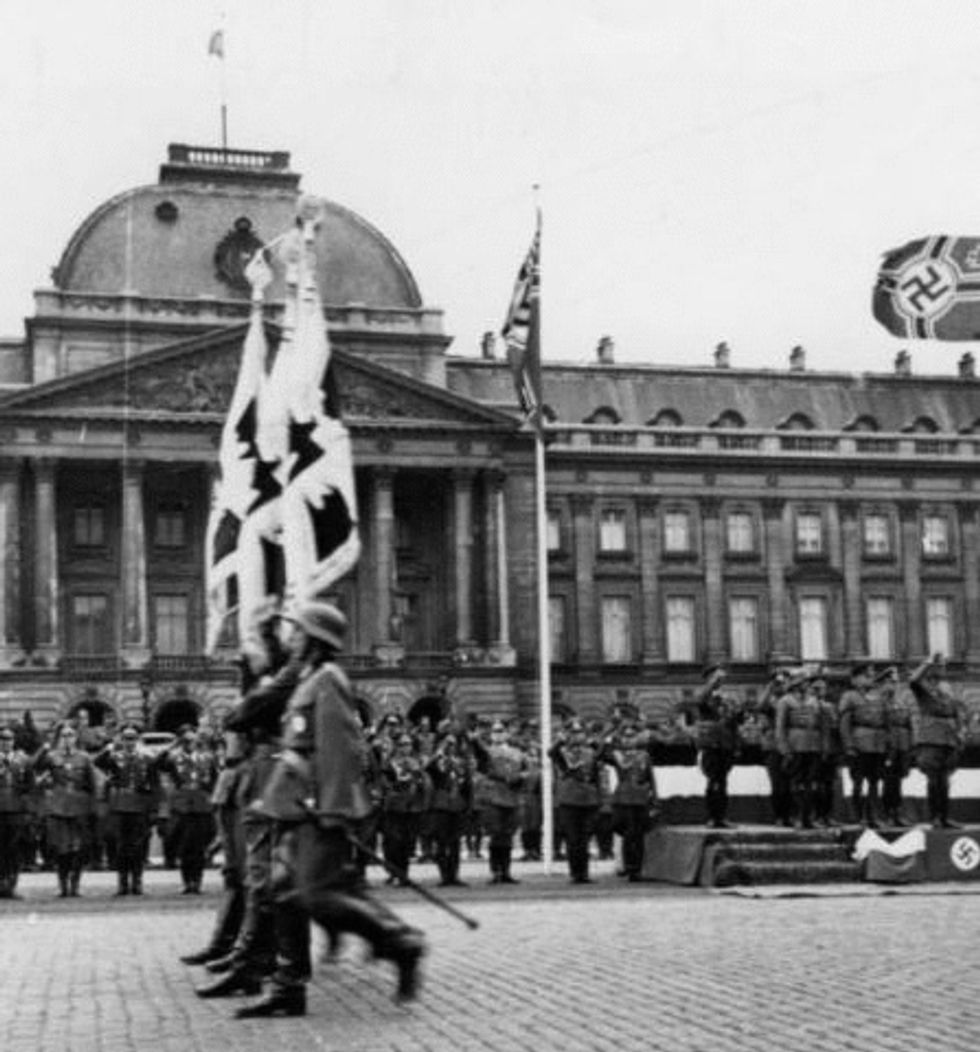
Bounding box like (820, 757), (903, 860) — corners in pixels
(909, 655), (967, 828)
(549, 719), (602, 884)
(881, 666), (915, 827)
(380, 732), (428, 885)
(681, 665), (743, 829)
(426, 730), (472, 887)
(839, 660), (890, 827)
(156, 726), (219, 894)
(94, 724), (158, 896)
(470, 720), (526, 885)
(775, 671), (829, 829)
(0, 726), (31, 898)
(236, 601), (426, 1019)
(812, 672), (843, 827)
(603, 716), (657, 881)
(33, 723), (97, 897)
(757, 670), (793, 826)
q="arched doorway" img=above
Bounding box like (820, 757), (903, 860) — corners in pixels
(407, 693), (448, 727)
(67, 689), (114, 728)
(153, 687), (202, 733)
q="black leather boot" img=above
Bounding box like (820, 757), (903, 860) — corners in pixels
(196, 967), (262, 999)
(386, 929), (427, 1002)
(234, 986), (306, 1018)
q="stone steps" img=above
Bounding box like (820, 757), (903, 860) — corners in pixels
(702, 828), (863, 886)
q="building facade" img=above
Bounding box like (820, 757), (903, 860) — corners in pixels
(1, 144), (979, 742)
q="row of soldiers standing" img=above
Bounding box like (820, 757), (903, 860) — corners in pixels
(683, 654), (967, 830)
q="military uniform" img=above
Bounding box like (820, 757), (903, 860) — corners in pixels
(604, 728), (657, 881)
(909, 660), (966, 828)
(157, 734), (219, 893)
(757, 675), (793, 826)
(775, 678), (829, 829)
(681, 668), (743, 828)
(426, 734), (472, 886)
(471, 724), (526, 884)
(0, 730), (31, 897)
(94, 729), (158, 895)
(549, 724), (601, 884)
(881, 676), (915, 826)
(380, 737), (428, 884)
(839, 664), (889, 827)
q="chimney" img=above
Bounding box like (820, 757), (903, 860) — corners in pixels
(480, 331), (497, 360)
(597, 335), (615, 364)
(895, 350), (912, 377)
(789, 345), (806, 372)
(714, 341), (731, 368)
(959, 352), (975, 379)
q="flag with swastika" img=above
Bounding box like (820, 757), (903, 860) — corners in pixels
(873, 235), (980, 339)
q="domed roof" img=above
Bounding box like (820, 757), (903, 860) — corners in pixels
(52, 149), (422, 309)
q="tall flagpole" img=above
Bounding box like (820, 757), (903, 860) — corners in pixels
(530, 195), (554, 875)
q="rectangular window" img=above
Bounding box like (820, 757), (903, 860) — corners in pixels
(155, 505), (187, 549)
(73, 505), (106, 548)
(548, 595), (567, 663)
(922, 515), (950, 557)
(665, 596), (696, 663)
(71, 594), (110, 654)
(600, 596), (632, 663)
(599, 509), (627, 553)
(154, 594), (190, 654)
(863, 514), (891, 556)
(798, 597), (828, 661)
(795, 512), (823, 555)
(728, 597), (759, 662)
(664, 511), (692, 553)
(866, 597), (894, 660)
(725, 512), (755, 554)
(546, 510), (562, 552)
(926, 597), (953, 659)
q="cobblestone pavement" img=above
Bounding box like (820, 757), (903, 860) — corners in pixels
(2, 864), (980, 1052)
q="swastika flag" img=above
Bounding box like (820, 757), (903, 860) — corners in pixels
(873, 236), (980, 340)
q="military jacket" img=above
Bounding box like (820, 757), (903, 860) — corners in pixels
(884, 688), (915, 753)
(0, 749), (31, 813)
(549, 742), (601, 807)
(839, 688), (889, 754)
(473, 741), (526, 808)
(776, 693), (827, 755)
(688, 691), (742, 751)
(35, 748), (96, 817)
(96, 749), (157, 813)
(910, 681), (963, 749)
(382, 754), (428, 814)
(159, 747), (218, 814)
(607, 739), (656, 806)
(427, 750), (472, 813)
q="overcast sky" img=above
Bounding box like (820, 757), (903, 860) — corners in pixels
(2, 0), (980, 375)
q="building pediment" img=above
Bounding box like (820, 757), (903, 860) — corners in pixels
(0, 324), (518, 431)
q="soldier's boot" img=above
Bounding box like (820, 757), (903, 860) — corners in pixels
(487, 846), (503, 884)
(115, 870), (130, 897)
(57, 859), (70, 897)
(130, 862), (144, 896)
(69, 857), (82, 896)
(498, 846), (520, 885)
(235, 982), (306, 1019)
(195, 965), (263, 999)
(939, 782), (962, 828)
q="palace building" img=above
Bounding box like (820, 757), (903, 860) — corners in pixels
(1, 144), (979, 741)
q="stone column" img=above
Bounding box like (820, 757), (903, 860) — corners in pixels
(959, 503), (980, 663)
(484, 470), (514, 664)
(839, 501), (863, 657)
(121, 460), (150, 666)
(0, 460), (24, 666)
(638, 497), (663, 665)
(571, 494), (596, 663)
(370, 468), (397, 657)
(899, 500), (924, 658)
(33, 458), (60, 664)
(701, 497), (725, 662)
(763, 499), (790, 661)
(452, 469), (475, 648)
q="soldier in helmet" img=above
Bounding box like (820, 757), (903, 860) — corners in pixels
(470, 719), (526, 885)
(380, 731), (428, 885)
(0, 726), (32, 898)
(775, 671), (829, 829)
(548, 718), (602, 884)
(881, 665), (915, 827)
(235, 601), (426, 1019)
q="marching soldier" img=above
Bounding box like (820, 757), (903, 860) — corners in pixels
(839, 661), (890, 827)
(236, 601), (426, 1018)
(680, 665), (744, 829)
(470, 719), (526, 885)
(881, 666), (915, 827)
(775, 671), (829, 829)
(909, 655), (967, 829)
(549, 719), (601, 884)
(94, 724), (158, 896)
(33, 723), (97, 897)
(0, 725), (32, 898)
(156, 725), (219, 894)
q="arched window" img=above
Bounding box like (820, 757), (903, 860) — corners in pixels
(647, 408), (683, 427)
(906, 415), (939, 434)
(778, 412), (815, 431)
(710, 410), (746, 429)
(845, 414), (879, 433)
(584, 406), (621, 425)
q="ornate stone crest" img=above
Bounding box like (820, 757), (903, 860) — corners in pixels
(214, 217), (264, 295)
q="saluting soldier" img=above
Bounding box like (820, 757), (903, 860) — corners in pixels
(839, 661), (890, 828)
(775, 671), (829, 829)
(471, 719), (526, 885)
(156, 725), (219, 894)
(757, 670), (793, 827)
(603, 717), (658, 882)
(813, 673), (843, 827)
(33, 723), (97, 897)
(881, 666), (915, 827)
(909, 655), (967, 829)
(380, 733), (428, 885)
(680, 665), (744, 829)
(549, 719), (602, 884)
(94, 723), (158, 896)
(0, 725), (32, 898)
(426, 731), (472, 887)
